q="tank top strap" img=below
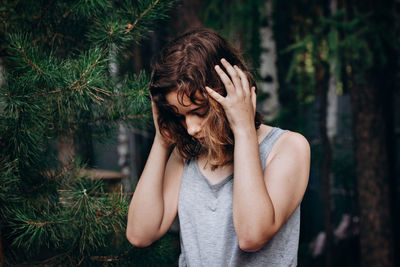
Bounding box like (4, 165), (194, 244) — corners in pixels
(259, 127), (287, 171)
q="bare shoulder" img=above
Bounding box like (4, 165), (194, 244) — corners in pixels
(262, 129), (310, 225)
(265, 129), (310, 180)
(279, 131), (310, 155)
(267, 129), (309, 157)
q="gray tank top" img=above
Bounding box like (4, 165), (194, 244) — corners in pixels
(178, 127), (300, 267)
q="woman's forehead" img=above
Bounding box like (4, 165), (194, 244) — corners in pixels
(166, 91), (196, 109)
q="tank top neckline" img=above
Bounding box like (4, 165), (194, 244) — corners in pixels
(194, 127), (279, 190)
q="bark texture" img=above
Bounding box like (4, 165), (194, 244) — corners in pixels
(258, 0), (280, 121)
(350, 80), (394, 267)
(316, 59), (334, 267)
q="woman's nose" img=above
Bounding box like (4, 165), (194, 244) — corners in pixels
(186, 116), (201, 137)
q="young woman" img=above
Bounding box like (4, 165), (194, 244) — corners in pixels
(126, 28), (310, 266)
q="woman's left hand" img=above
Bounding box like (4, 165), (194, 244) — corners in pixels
(206, 58), (257, 135)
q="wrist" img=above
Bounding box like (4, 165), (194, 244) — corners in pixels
(232, 125), (257, 138)
(153, 135), (172, 150)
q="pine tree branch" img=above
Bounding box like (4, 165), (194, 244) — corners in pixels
(88, 90), (104, 103)
(27, 84), (110, 98)
(90, 255), (123, 262)
(69, 59), (99, 90)
(0, 16), (8, 32)
(30, 89), (63, 98)
(92, 86), (110, 95)
(125, 0), (160, 34)
(33, 0), (56, 20)
(26, 178), (52, 193)
(122, 114), (145, 120)
(16, 47), (45, 74)
(27, 221), (54, 226)
(90, 114), (146, 125)
(29, 161), (75, 193)
(1, 1), (177, 263)
(28, 251), (71, 265)
(43, 160), (76, 180)
(77, 257), (85, 266)
(50, 33), (68, 46)
(62, 8), (73, 19)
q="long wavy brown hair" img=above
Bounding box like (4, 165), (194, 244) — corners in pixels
(149, 28), (262, 170)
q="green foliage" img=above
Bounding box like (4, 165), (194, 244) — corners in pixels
(283, 9), (397, 92)
(275, 6), (398, 132)
(88, 0), (175, 51)
(201, 0), (264, 70)
(0, 160), (22, 205)
(0, 0), (177, 265)
(274, 2), (398, 265)
(7, 204), (66, 251)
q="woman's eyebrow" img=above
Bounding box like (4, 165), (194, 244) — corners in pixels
(170, 105), (205, 115)
(169, 105), (183, 115)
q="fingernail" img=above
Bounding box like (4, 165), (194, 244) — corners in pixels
(215, 65), (220, 70)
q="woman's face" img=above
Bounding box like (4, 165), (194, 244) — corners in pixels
(165, 91), (208, 143)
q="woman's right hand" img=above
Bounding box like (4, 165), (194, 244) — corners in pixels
(151, 100), (171, 149)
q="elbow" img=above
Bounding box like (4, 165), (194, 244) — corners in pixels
(238, 230), (276, 252)
(126, 229), (153, 248)
(238, 237), (268, 252)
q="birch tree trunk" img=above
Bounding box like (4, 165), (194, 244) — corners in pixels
(258, 0), (279, 121)
(109, 48), (131, 192)
(327, 0), (338, 140)
(326, 1), (338, 263)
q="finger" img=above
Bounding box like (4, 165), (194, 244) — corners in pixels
(206, 86), (225, 105)
(151, 100), (157, 114)
(234, 66), (250, 94)
(151, 101), (161, 131)
(214, 65), (235, 95)
(251, 86), (257, 114)
(151, 101), (160, 120)
(220, 58), (243, 94)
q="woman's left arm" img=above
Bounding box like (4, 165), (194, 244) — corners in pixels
(233, 129), (310, 252)
(206, 59), (310, 252)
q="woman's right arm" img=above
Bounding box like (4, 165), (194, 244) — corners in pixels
(126, 102), (184, 247)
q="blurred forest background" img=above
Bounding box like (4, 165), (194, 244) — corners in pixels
(0, 0), (399, 266)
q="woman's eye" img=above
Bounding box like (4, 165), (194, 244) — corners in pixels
(195, 108), (209, 117)
(197, 113), (208, 117)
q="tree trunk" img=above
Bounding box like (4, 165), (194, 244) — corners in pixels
(327, 0), (338, 140)
(316, 58), (334, 267)
(350, 79), (394, 267)
(0, 233), (3, 267)
(258, 0), (280, 121)
(58, 135), (75, 166)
